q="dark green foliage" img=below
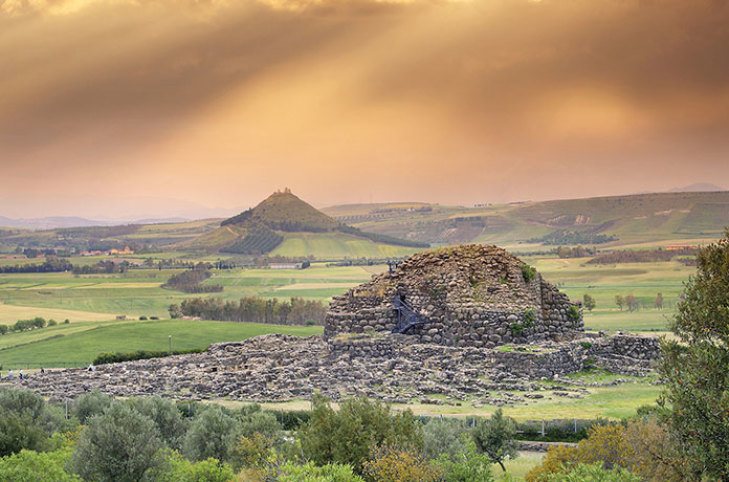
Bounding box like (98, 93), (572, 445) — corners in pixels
(510, 322), (526, 336)
(521, 264), (537, 283)
(271, 409), (311, 430)
(587, 247), (697, 265)
(568, 305), (581, 322)
(93, 349), (204, 365)
(515, 418), (610, 443)
(299, 394), (424, 474)
(220, 208), (254, 226)
(472, 409), (518, 472)
(523, 308), (536, 328)
(72, 390), (113, 424)
(583, 293), (596, 311)
(0, 387), (70, 457)
(0, 256), (73, 273)
(176, 295), (327, 325)
(659, 230), (729, 479)
(71, 402), (164, 482)
(553, 246), (596, 258)
(234, 405), (282, 440)
(529, 230), (618, 245)
(182, 406), (240, 463)
(221, 224), (284, 255)
(162, 266), (222, 293)
(125, 397), (188, 450)
(8, 317), (47, 332)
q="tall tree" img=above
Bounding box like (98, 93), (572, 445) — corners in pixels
(472, 409), (518, 472)
(659, 230), (729, 479)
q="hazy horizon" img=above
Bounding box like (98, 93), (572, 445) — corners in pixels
(2, 0), (729, 219)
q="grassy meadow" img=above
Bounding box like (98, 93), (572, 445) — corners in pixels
(0, 319), (321, 369)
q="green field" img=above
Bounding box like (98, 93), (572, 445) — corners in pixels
(528, 257), (692, 332)
(0, 319), (321, 369)
(271, 232), (418, 259)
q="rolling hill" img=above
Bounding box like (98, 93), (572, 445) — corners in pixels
(1, 190), (727, 257)
(323, 191), (729, 248)
(183, 189), (429, 257)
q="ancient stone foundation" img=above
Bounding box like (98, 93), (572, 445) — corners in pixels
(21, 245), (661, 406)
(325, 245), (583, 347)
(22, 332), (659, 405)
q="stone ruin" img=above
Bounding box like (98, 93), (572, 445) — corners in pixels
(20, 245), (661, 406)
(325, 245), (583, 347)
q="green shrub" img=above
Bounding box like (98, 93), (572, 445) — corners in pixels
(71, 402), (164, 482)
(0, 448), (80, 482)
(277, 461), (364, 481)
(182, 406), (240, 463)
(521, 264), (537, 283)
(272, 409), (311, 430)
(544, 462), (641, 481)
(568, 305), (581, 322)
(299, 394), (423, 474)
(71, 390), (113, 424)
(434, 439), (494, 482)
(0, 387), (70, 456)
(125, 396), (188, 450)
(510, 322), (525, 336)
(523, 308), (536, 328)
(48, 319), (58, 326)
(422, 418), (468, 461)
(149, 449), (235, 482)
(93, 348), (203, 365)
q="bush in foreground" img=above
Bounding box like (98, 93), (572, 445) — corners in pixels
(0, 447), (80, 482)
(298, 394), (423, 474)
(71, 403), (164, 482)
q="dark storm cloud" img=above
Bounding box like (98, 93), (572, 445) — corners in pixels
(0, 0), (728, 215)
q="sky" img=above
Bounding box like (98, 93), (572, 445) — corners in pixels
(1, 0), (729, 220)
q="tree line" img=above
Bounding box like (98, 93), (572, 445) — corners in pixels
(0, 257), (72, 273)
(162, 267), (223, 294)
(169, 296), (327, 325)
(587, 247), (698, 265)
(0, 317), (67, 336)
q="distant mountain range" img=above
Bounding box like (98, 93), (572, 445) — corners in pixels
(0, 216), (190, 230)
(668, 183), (725, 193)
(2, 189), (728, 259)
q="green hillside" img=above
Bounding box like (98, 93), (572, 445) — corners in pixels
(327, 191), (729, 248)
(184, 189), (428, 256)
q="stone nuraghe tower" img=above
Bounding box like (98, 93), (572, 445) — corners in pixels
(325, 244), (583, 348)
